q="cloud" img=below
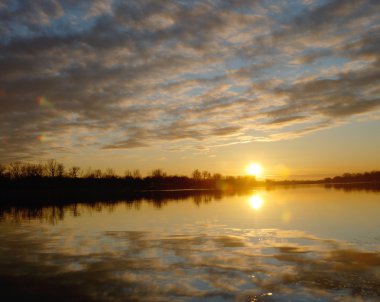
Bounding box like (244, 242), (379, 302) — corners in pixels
(1, 0), (380, 161)
(210, 126), (242, 136)
(102, 138), (149, 150)
(266, 115), (306, 126)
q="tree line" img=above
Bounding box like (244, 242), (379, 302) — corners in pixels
(0, 159), (236, 181)
(323, 171), (380, 183)
(0, 159), (118, 179)
(0, 160), (260, 198)
(0, 160), (379, 189)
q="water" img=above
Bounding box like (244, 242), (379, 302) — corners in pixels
(1, 185), (380, 301)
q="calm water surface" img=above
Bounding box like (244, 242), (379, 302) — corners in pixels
(1, 186), (380, 301)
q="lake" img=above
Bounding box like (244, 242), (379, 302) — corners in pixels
(1, 185), (380, 301)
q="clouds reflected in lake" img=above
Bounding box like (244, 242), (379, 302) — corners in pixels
(1, 186), (380, 301)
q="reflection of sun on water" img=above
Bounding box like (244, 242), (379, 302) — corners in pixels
(249, 195), (264, 210)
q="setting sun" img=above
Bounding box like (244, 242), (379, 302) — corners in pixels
(246, 163), (263, 178)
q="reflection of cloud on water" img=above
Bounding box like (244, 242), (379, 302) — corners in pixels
(1, 225), (380, 301)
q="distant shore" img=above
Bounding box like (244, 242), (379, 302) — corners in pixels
(1, 161), (379, 203)
(1, 178), (379, 205)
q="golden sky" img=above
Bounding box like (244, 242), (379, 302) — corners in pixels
(0, 0), (379, 178)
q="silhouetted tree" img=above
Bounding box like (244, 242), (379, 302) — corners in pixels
(8, 161), (22, 179)
(56, 163), (65, 177)
(124, 170), (133, 178)
(151, 169), (166, 178)
(104, 168), (116, 179)
(192, 169), (202, 180)
(45, 159), (59, 177)
(202, 170), (211, 180)
(21, 163), (44, 178)
(83, 167), (94, 178)
(133, 169), (141, 179)
(212, 173), (222, 180)
(3, 158), (378, 197)
(125, 169), (141, 179)
(68, 166), (80, 178)
(94, 169), (102, 178)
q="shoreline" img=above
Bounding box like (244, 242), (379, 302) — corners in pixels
(1, 181), (379, 206)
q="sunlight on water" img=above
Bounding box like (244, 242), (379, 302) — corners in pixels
(248, 194), (264, 210)
(1, 186), (380, 301)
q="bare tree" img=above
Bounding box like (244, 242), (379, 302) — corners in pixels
(68, 166), (80, 178)
(124, 169), (141, 179)
(151, 169), (166, 178)
(21, 163), (44, 177)
(124, 170), (133, 178)
(212, 173), (222, 180)
(192, 169), (202, 180)
(133, 169), (141, 179)
(202, 170), (211, 180)
(83, 167), (94, 178)
(104, 168), (116, 178)
(45, 159), (58, 177)
(57, 163), (65, 177)
(8, 162), (22, 179)
(93, 169), (102, 178)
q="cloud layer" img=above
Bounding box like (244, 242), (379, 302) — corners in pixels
(1, 0), (380, 161)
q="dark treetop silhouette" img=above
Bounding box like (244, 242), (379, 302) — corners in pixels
(1, 159), (379, 202)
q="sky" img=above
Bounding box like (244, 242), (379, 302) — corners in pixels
(0, 0), (380, 179)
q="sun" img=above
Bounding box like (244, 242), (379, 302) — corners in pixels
(246, 163), (263, 178)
